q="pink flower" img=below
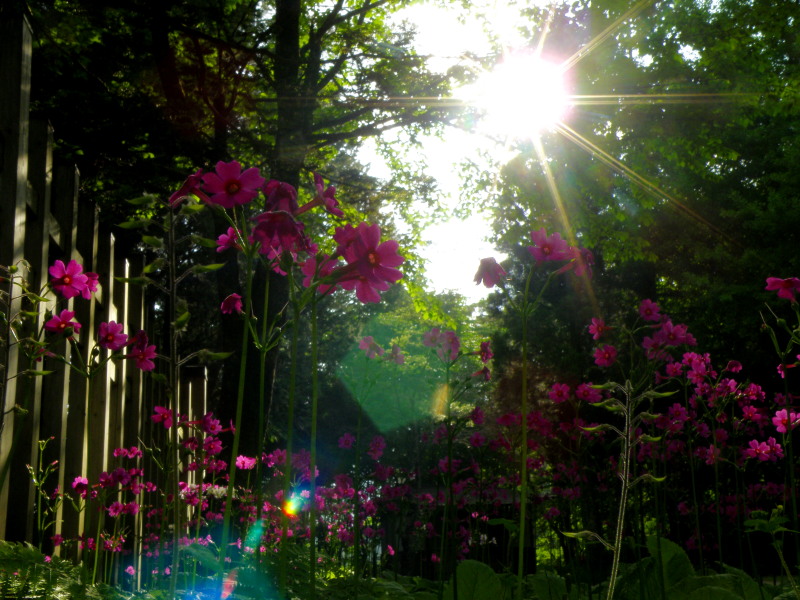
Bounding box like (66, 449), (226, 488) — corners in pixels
(220, 293), (243, 315)
(469, 406), (485, 426)
(336, 223), (404, 303)
(469, 432), (487, 447)
(772, 409), (800, 434)
(72, 476), (89, 498)
(151, 407), (173, 428)
(472, 366), (491, 380)
(263, 180), (299, 213)
(295, 173), (343, 217)
(765, 277), (800, 302)
(300, 254), (341, 294)
(82, 272), (99, 300)
(593, 344), (618, 368)
(588, 318), (611, 340)
(44, 310), (82, 335)
(235, 455), (257, 470)
(528, 228), (569, 262)
(125, 566), (136, 576)
(98, 321), (128, 351)
(367, 436), (386, 461)
(49, 259), (89, 299)
(575, 383), (603, 403)
(169, 168), (208, 207)
(359, 336), (384, 359)
(473, 257), (506, 288)
(126, 333), (157, 371)
(388, 344), (405, 365)
(216, 227), (242, 253)
(478, 341), (493, 363)
(639, 299), (662, 322)
(250, 211), (314, 260)
(423, 328), (460, 362)
(338, 432), (356, 449)
(201, 161), (265, 208)
(548, 383), (571, 403)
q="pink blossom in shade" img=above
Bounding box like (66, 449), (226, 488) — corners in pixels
(98, 321), (128, 351)
(359, 336), (384, 359)
(548, 383), (571, 403)
(478, 340), (493, 363)
(151, 406), (173, 429)
(653, 321), (695, 347)
(201, 161), (265, 208)
(497, 413), (522, 427)
(725, 360), (743, 373)
(575, 382), (603, 403)
(469, 406), (485, 426)
(588, 318), (611, 341)
(72, 476), (89, 498)
(665, 362), (684, 378)
(169, 168), (207, 207)
(765, 277), (800, 302)
(125, 566), (136, 576)
(216, 227), (242, 253)
(300, 254), (341, 294)
(235, 455), (257, 470)
(772, 409), (800, 434)
(44, 310), (82, 335)
(262, 180), (299, 213)
(338, 432), (356, 449)
(638, 299), (662, 322)
(367, 435), (386, 461)
(81, 272), (99, 300)
(250, 211), (314, 260)
(593, 344), (618, 368)
(204, 436), (223, 455)
(472, 366), (491, 381)
(49, 259), (89, 299)
(473, 257), (507, 288)
(108, 501), (124, 517)
(387, 344), (405, 365)
(200, 413), (223, 435)
(527, 228), (569, 262)
(220, 293), (243, 315)
(126, 340), (157, 371)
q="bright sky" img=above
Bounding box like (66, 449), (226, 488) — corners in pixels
(368, 0), (567, 303)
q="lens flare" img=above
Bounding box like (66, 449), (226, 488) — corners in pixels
(282, 493), (304, 517)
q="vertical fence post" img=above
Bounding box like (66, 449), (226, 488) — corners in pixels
(0, 8), (33, 540)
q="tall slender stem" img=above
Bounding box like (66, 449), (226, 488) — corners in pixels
(308, 299), (319, 600)
(606, 383), (632, 600)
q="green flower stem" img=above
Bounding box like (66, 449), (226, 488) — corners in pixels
(254, 266), (271, 565)
(279, 292), (300, 595)
(219, 250), (255, 583)
(606, 382), (634, 600)
(308, 298), (319, 600)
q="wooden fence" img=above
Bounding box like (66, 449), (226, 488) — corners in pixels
(0, 8), (207, 554)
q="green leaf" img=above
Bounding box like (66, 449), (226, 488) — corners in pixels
(179, 203), (207, 216)
(647, 535), (694, 591)
(173, 311), (190, 330)
(182, 543), (222, 575)
(527, 571), (567, 600)
(199, 350), (234, 361)
(443, 560), (502, 600)
(126, 194), (158, 206)
(190, 234), (221, 249)
(191, 263), (226, 274)
(142, 258), (166, 274)
(141, 235), (164, 248)
(117, 219), (154, 229)
(115, 276), (151, 286)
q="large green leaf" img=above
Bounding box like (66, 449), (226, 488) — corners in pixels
(527, 571), (568, 600)
(443, 560), (502, 600)
(647, 535), (695, 592)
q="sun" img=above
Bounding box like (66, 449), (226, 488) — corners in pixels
(463, 51), (570, 140)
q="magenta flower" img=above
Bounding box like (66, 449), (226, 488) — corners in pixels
(216, 227), (242, 253)
(263, 180), (299, 213)
(300, 254), (341, 294)
(473, 257), (506, 288)
(220, 293), (243, 315)
(126, 331), (157, 371)
(765, 277), (800, 302)
(528, 228), (569, 262)
(44, 309), (82, 335)
(98, 321), (128, 351)
(593, 344), (618, 368)
(367, 435), (386, 461)
(575, 382), (603, 403)
(250, 211), (313, 260)
(201, 161), (265, 208)
(49, 259), (89, 299)
(639, 299), (662, 322)
(295, 173), (344, 217)
(548, 383), (571, 403)
(588, 318), (611, 341)
(472, 366), (491, 380)
(772, 409), (800, 434)
(82, 272), (99, 300)
(338, 432), (356, 449)
(388, 344), (405, 365)
(151, 406), (173, 428)
(359, 336), (384, 359)
(235, 455), (257, 470)
(335, 223), (404, 303)
(479, 340), (493, 363)
(169, 168), (208, 207)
